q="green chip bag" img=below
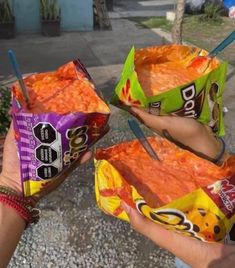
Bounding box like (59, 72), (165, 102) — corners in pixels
(110, 45), (227, 136)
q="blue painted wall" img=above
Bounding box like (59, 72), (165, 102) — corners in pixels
(11, 0), (93, 33)
(13, 0), (41, 33)
(59, 0), (93, 31)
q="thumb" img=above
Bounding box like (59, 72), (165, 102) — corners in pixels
(121, 201), (154, 236)
(121, 202), (168, 245)
(131, 107), (167, 133)
(79, 151), (93, 164)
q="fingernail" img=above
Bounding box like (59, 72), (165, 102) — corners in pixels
(121, 201), (131, 214)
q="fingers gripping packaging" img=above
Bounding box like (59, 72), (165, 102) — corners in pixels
(95, 137), (235, 243)
(12, 60), (110, 197)
(110, 45), (227, 136)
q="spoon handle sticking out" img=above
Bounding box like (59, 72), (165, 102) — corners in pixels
(8, 49), (30, 107)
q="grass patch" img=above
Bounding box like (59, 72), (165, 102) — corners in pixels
(127, 16), (171, 30)
(182, 15), (235, 65)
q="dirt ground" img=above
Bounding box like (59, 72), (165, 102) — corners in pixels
(128, 15), (235, 66)
(181, 16), (235, 66)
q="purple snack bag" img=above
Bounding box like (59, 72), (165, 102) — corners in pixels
(12, 59), (110, 197)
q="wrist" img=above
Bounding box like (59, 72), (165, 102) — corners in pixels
(186, 132), (227, 165)
(0, 186), (40, 227)
(0, 202), (26, 268)
(212, 137), (227, 165)
(0, 173), (22, 194)
(0, 202), (26, 228)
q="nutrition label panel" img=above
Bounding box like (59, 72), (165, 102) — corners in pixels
(16, 114), (64, 181)
(33, 122), (63, 180)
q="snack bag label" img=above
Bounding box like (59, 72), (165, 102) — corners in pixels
(12, 59), (110, 197)
(95, 159), (235, 243)
(110, 46), (227, 136)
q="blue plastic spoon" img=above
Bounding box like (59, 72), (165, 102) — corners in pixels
(209, 30), (235, 57)
(128, 119), (160, 161)
(189, 30), (235, 72)
(8, 49), (30, 107)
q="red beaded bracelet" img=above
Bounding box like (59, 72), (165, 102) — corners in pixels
(0, 186), (40, 227)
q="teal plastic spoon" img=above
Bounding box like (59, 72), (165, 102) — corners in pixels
(8, 49), (30, 107)
(189, 30), (235, 72)
(128, 119), (160, 161)
(209, 30), (235, 57)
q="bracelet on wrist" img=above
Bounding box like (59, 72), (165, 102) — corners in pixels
(212, 137), (226, 165)
(0, 186), (40, 228)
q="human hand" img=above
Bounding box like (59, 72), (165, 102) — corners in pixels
(121, 202), (235, 268)
(131, 107), (224, 162)
(0, 124), (92, 199)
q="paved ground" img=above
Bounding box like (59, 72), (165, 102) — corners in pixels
(110, 0), (176, 18)
(1, 1), (235, 267)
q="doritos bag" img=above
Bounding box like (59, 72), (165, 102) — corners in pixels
(95, 137), (235, 243)
(111, 45), (227, 136)
(12, 59), (110, 197)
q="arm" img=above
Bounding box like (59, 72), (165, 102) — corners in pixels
(128, 108), (234, 267)
(0, 125), (92, 267)
(0, 198), (25, 268)
(131, 107), (228, 162)
(122, 203), (235, 268)
(0, 125), (26, 268)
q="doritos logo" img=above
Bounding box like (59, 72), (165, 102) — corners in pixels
(172, 83), (205, 119)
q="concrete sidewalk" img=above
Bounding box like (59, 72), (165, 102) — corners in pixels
(110, 0), (175, 18)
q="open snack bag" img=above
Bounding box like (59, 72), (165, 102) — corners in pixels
(12, 59), (110, 197)
(110, 45), (227, 136)
(95, 137), (235, 243)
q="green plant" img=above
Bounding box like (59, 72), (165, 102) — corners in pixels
(0, 0), (14, 23)
(40, 0), (60, 21)
(200, 3), (222, 22)
(127, 17), (171, 30)
(0, 85), (11, 136)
